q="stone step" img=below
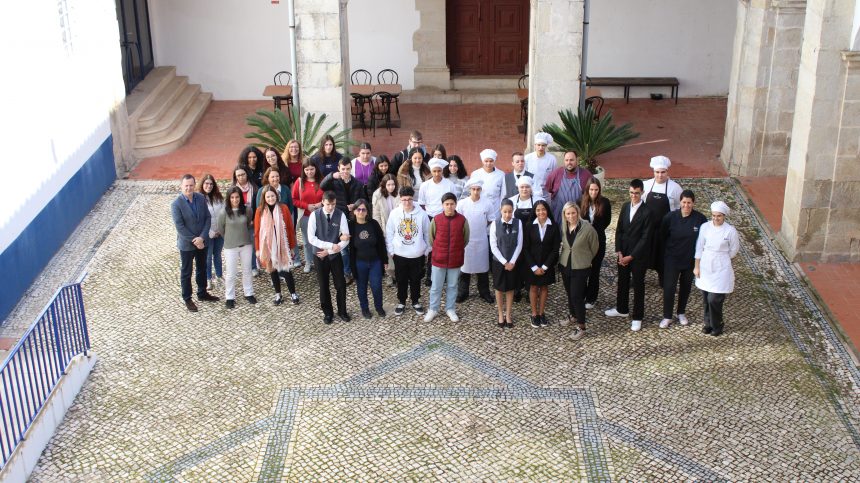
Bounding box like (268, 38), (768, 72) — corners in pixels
(126, 66), (176, 119)
(399, 87), (519, 104)
(134, 92), (212, 159)
(136, 83), (202, 142)
(450, 75), (522, 90)
(137, 76), (190, 130)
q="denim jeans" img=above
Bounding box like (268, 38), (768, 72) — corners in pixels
(355, 258), (384, 311)
(341, 245), (353, 276)
(206, 236), (225, 280)
(429, 266), (460, 312)
(249, 229), (257, 270)
(298, 216), (314, 266)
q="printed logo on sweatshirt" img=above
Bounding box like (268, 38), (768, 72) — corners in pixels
(397, 216), (418, 245)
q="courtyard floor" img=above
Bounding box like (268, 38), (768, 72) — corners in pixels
(13, 178), (860, 480)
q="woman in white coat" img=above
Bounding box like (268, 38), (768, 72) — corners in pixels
(693, 201), (740, 336)
(456, 178), (495, 304)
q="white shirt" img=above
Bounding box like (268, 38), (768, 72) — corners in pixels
(629, 200), (644, 222)
(418, 177), (456, 217)
(524, 152), (557, 198)
(489, 218), (523, 265)
(307, 208), (350, 252)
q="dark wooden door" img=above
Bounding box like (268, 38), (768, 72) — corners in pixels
(447, 0), (529, 75)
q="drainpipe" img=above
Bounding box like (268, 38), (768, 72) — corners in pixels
(288, 0), (300, 113)
(579, 0), (590, 110)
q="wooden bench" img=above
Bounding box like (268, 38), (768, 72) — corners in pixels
(586, 77), (680, 104)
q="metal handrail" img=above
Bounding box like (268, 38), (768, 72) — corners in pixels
(0, 283), (90, 468)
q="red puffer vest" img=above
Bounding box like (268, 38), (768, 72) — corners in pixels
(431, 212), (467, 268)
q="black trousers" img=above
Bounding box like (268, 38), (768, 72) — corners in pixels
(662, 264), (694, 319)
(616, 260), (647, 320)
(314, 255), (347, 317)
(585, 244), (606, 304)
(393, 254), (425, 305)
(562, 267), (589, 324)
(180, 248), (208, 300)
(270, 270), (297, 295)
(702, 290), (727, 333)
(458, 272), (491, 298)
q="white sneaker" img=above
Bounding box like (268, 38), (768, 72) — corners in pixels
(291, 259), (303, 269)
(446, 310), (459, 322)
(585, 303), (595, 310)
(207, 279), (213, 291)
(678, 314), (689, 326)
(631, 320), (642, 331)
(423, 310), (438, 322)
(605, 308), (629, 317)
(252, 269), (259, 277)
(303, 263), (312, 273)
(659, 318), (672, 329)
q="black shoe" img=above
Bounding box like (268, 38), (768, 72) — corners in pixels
(497, 318), (505, 328)
(702, 325), (713, 334)
(710, 330), (723, 337)
(273, 294), (283, 306)
(539, 314), (549, 327)
(505, 318), (514, 328)
(323, 315), (334, 324)
(338, 312), (351, 322)
(290, 293), (300, 305)
(245, 295), (257, 304)
(198, 292), (220, 302)
(185, 299), (198, 312)
(530, 316), (540, 328)
(513, 291), (522, 303)
(481, 294), (495, 304)
(456, 294), (468, 304)
(225, 299), (235, 309)
(376, 307), (387, 317)
(362, 308), (372, 319)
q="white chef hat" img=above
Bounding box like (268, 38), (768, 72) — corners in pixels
(516, 175), (533, 187)
(710, 201), (730, 216)
(534, 132), (553, 145)
(465, 178), (484, 189)
(428, 158), (447, 170)
(480, 149), (498, 161)
(650, 155), (671, 170)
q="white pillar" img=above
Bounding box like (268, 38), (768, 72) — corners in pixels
(413, 0), (451, 89)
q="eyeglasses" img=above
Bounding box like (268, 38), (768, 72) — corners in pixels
(354, 208), (367, 212)
(236, 173), (247, 178)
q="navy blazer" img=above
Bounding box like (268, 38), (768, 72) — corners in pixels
(171, 192), (211, 251)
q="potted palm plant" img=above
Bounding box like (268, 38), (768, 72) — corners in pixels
(245, 106), (356, 156)
(541, 105), (639, 181)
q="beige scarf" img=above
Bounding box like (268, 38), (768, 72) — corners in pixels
(258, 204), (292, 272)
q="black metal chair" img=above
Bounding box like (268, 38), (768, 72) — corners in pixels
(351, 93), (369, 136)
(351, 69), (373, 85)
(273, 71), (293, 112)
(369, 92), (394, 137)
(518, 74), (529, 89)
(518, 75), (529, 140)
(585, 96), (605, 120)
(377, 69), (400, 118)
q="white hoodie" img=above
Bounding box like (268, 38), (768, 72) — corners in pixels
(386, 204), (431, 258)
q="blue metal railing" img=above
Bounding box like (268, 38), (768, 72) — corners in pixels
(0, 283), (90, 469)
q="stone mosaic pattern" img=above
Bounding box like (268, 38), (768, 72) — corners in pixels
(20, 179), (860, 481)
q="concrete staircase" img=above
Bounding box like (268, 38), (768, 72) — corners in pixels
(127, 66), (212, 159)
(400, 75), (521, 104)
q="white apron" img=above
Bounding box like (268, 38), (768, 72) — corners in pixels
(695, 222), (740, 294)
(457, 196), (492, 274)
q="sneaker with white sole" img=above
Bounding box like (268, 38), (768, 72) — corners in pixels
(585, 302), (595, 310)
(659, 318), (672, 329)
(569, 327), (586, 341)
(413, 304), (425, 315)
(631, 320), (642, 331)
(446, 310), (459, 322)
(303, 263), (312, 273)
(605, 308), (629, 317)
(423, 310), (438, 322)
(394, 304), (405, 316)
(252, 269), (259, 277)
(678, 314), (689, 326)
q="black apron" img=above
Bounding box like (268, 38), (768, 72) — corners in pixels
(646, 182), (671, 271)
(513, 196), (535, 225)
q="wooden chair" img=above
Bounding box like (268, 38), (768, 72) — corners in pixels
(351, 69), (373, 85)
(377, 69), (400, 117)
(369, 92), (394, 137)
(273, 71), (293, 110)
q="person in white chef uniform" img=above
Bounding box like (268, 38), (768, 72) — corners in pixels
(467, 149), (506, 221)
(456, 178), (495, 304)
(524, 132), (557, 199)
(693, 201), (740, 337)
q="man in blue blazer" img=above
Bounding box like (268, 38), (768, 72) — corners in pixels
(171, 174), (220, 311)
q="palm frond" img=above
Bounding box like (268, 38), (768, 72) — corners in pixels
(245, 107), (357, 158)
(541, 105), (639, 173)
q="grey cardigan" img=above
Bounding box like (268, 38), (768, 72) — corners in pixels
(558, 218), (599, 270)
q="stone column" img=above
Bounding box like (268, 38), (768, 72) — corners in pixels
(526, 0), (583, 151)
(780, 0), (860, 261)
(295, 0), (349, 129)
(721, 0), (806, 177)
(413, 0), (451, 89)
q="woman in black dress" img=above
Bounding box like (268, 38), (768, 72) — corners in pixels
(523, 200), (560, 328)
(580, 177), (612, 309)
(490, 199), (523, 328)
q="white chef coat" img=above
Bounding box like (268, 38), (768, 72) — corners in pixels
(467, 168), (505, 221)
(418, 177), (455, 217)
(524, 152), (557, 198)
(456, 196), (493, 274)
(694, 221), (740, 294)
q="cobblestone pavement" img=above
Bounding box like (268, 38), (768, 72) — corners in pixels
(25, 179), (860, 481)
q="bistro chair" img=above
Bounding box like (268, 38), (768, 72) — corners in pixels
(351, 69), (373, 85)
(351, 93), (369, 136)
(519, 74), (529, 140)
(369, 91), (394, 137)
(377, 69), (400, 118)
(273, 71), (293, 109)
(585, 96), (605, 120)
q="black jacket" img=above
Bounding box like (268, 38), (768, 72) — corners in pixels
(320, 173), (366, 213)
(391, 146), (429, 175)
(503, 170), (535, 199)
(615, 201), (653, 262)
(523, 221), (561, 269)
(582, 197), (612, 248)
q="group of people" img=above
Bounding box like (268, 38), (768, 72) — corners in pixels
(172, 130), (740, 338)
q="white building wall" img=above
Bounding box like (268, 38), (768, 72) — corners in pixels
(346, 0), (420, 89)
(148, 0), (294, 100)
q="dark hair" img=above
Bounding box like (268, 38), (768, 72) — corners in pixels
(531, 199), (555, 225)
(239, 145), (265, 168)
(262, 167), (282, 187)
(441, 192), (457, 204)
(181, 174), (195, 183)
(264, 146), (290, 179)
(580, 177), (606, 219)
(379, 174), (398, 198)
(443, 155), (467, 180)
(373, 154), (391, 176)
(338, 158), (352, 168)
(500, 198), (514, 210)
(409, 130), (423, 141)
(352, 198), (370, 221)
(630, 179), (644, 191)
(323, 190), (337, 203)
(232, 165), (250, 186)
(407, 147), (424, 160)
(225, 186), (247, 219)
(511, 151), (524, 158)
(432, 144), (447, 160)
(319, 134), (337, 157)
(398, 152), (430, 186)
(197, 173), (224, 205)
(680, 189), (695, 202)
(358, 142), (372, 151)
(300, 158), (322, 186)
(399, 186), (415, 198)
(259, 184), (280, 205)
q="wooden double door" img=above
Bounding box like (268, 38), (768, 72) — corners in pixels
(446, 0), (530, 76)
